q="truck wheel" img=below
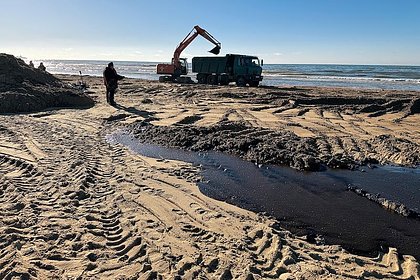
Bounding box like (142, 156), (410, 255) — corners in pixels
(207, 75), (218, 85)
(197, 74), (207, 84)
(249, 81), (259, 87)
(236, 76), (246, 87)
(220, 74), (229, 85)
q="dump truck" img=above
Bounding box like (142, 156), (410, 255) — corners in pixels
(192, 54), (263, 86)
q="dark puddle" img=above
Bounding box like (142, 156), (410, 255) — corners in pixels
(107, 131), (420, 259)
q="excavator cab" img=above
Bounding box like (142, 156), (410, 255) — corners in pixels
(179, 58), (188, 75)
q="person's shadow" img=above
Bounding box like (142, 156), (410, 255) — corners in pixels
(113, 103), (157, 120)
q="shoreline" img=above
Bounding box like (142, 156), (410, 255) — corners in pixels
(62, 73), (420, 93)
(46, 59), (420, 91)
(57, 73), (420, 92)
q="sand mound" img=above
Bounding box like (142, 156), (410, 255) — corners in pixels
(0, 53), (94, 113)
(409, 98), (420, 114)
(0, 54), (60, 87)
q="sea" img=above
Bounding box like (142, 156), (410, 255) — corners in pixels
(35, 59), (420, 91)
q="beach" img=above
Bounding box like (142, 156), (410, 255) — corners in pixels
(1, 71), (419, 279)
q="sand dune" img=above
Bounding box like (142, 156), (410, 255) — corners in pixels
(0, 54), (93, 113)
(0, 75), (419, 279)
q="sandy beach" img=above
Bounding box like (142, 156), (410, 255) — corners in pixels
(1, 64), (420, 279)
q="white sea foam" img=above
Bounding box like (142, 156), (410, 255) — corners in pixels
(263, 73), (420, 84)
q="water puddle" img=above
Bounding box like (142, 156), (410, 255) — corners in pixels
(107, 130), (420, 259)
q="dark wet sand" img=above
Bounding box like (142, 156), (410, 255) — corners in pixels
(109, 131), (420, 260)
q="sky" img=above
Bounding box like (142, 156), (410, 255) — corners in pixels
(1, 0), (420, 65)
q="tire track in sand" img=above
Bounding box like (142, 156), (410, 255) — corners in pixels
(0, 91), (419, 279)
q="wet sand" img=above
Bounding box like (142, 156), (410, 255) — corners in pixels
(107, 131), (420, 260)
(0, 74), (419, 279)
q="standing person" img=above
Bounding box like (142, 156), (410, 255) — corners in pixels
(103, 62), (124, 106)
(29, 61), (34, 67)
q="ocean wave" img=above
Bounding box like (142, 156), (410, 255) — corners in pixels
(262, 73), (420, 84)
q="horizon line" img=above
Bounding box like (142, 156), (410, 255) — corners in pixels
(29, 59), (420, 67)
(7, 53), (420, 67)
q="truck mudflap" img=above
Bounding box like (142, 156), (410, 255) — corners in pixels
(248, 75), (263, 82)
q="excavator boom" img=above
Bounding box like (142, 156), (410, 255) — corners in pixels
(173, 26), (221, 67)
(157, 25), (221, 78)
(193, 26), (221, 55)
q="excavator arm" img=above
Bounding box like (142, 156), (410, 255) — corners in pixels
(157, 25), (221, 77)
(172, 25), (221, 68)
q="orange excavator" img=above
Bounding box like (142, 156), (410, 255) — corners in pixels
(157, 25), (221, 83)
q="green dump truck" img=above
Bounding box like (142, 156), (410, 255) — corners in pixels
(192, 54), (263, 87)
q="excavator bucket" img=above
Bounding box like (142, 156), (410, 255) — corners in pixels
(209, 46), (221, 55)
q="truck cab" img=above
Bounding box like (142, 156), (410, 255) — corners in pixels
(232, 55), (262, 86)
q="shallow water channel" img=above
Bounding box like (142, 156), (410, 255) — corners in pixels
(108, 131), (420, 259)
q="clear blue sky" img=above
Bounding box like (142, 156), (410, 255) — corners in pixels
(1, 0), (420, 65)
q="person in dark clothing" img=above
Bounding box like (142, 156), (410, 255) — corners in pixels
(38, 62), (46, 71)
(103, 62), (124, 106)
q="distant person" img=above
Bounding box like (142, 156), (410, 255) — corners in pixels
(38, 62), (46, 71)
(103, 62), (124, 106)
(29, 61), (34, 67)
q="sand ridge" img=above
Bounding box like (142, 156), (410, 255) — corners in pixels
(0, 75), (419, 279)
(0, 54), (94, 113)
